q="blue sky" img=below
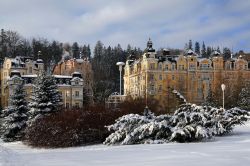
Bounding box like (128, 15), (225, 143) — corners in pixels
(0, 0), (250, 52)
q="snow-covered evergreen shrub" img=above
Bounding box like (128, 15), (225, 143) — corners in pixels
(29, 71), (62, 122)
(104, 104), (249, 145)
(1, 84), (29, 142)
(208, 107), (249, 135)
(169, 104), (213, 142)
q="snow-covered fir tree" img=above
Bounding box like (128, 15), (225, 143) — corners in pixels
(201, 41), (206, 58)
(29, 71), (62, 122)
(188, 39), (193, 50)
(202, 85), (218, 107)
(237, 83), (250, 111)
(82, 87), (90, 107)
(1, 84), (29, 142)
(194, 41), (200, 55)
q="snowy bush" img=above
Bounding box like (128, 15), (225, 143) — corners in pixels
(104, 104), (250, 145)
(0, 84), (29, 142)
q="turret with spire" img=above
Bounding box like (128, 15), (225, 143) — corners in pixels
(146, 38), (155, 53)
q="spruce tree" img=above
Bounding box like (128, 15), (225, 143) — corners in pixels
(216, 46), (221, 53)
(201, 41), (206, 58)
(72, 42), (80, 58)
(238, 83), (250, 111)
(29, 71), (62, 121)
(206, 46), (212, 58)
(194, 41), (200, 55)
(202, 85), (217, 107)
(1, 84), (28, 142)
(223, 47), (231, 60)
(188, 40), (193, 50)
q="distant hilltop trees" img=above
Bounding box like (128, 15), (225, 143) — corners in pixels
(185, 39), (232, 59)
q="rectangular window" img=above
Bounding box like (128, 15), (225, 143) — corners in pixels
(29, 67), (32, 74)
(149, 74), (154, 81)
(165, 65), (168, 71)
(179, 65), (184, 70)
(150, 63), (155, 70)
(159, 85), (162, 92)
(75, 91), (79, 97)
(189, 64), (195, 70)
(172, 75), (175, 80)
(150, 85), (154, 92)
(66, 103), (70, 109)
(172, 64), (175, 70)
(158, 64), (162, 70)
(66, 91), (70, 97)
(75, 103), (80, 108)
(159, 74), (162, 80)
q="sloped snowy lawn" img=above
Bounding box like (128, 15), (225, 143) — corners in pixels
(1, 122), (250, 166)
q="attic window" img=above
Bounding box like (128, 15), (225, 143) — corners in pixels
(75, 80), (79, 85)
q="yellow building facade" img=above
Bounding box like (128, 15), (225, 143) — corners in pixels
(124, 39), (250, 107)
(0, 56), (44, 108)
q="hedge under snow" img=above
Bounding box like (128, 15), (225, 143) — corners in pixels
(104, 104), (249, 145)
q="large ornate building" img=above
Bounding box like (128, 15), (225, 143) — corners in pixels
(0, 56), (44, 107)
(124, 39), (250, 107)
(0, 52), (93, 109)
(53, 54), (93, 98)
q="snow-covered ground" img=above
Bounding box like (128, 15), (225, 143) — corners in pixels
(1, 122), (250, 166)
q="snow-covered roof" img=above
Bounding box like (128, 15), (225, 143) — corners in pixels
(11, 70), (21, 73)
(8, 75), (23, 80)
(57, 84), (72, 87)
(187, 49), (194, 55)
(53, 75), (72, 79)
(72, 71), (81, 75)
(197, 58), (211, 63)
(22, 75), (37, 78)
(76, 59), (84, 63)
(36, 59), (44, 63)
(213, 51), (220, 55)
(71, 77), (83, 81)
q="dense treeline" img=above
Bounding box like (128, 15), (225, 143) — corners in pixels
(0, 29), (91, 70)
(185, 39), (232, 59)
(91, 41), (143, 103)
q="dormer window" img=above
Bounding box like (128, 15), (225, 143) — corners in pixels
(159, 74), (162, 80)
(165, 65), (169, 71)
(75, 91), (79, 97)
(158, 64), (162, 70)
(150, 63), (155, 70)
(172, 64), (175, 70)
(29, 67), (32, 74)
(75, 80), (79, 85)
